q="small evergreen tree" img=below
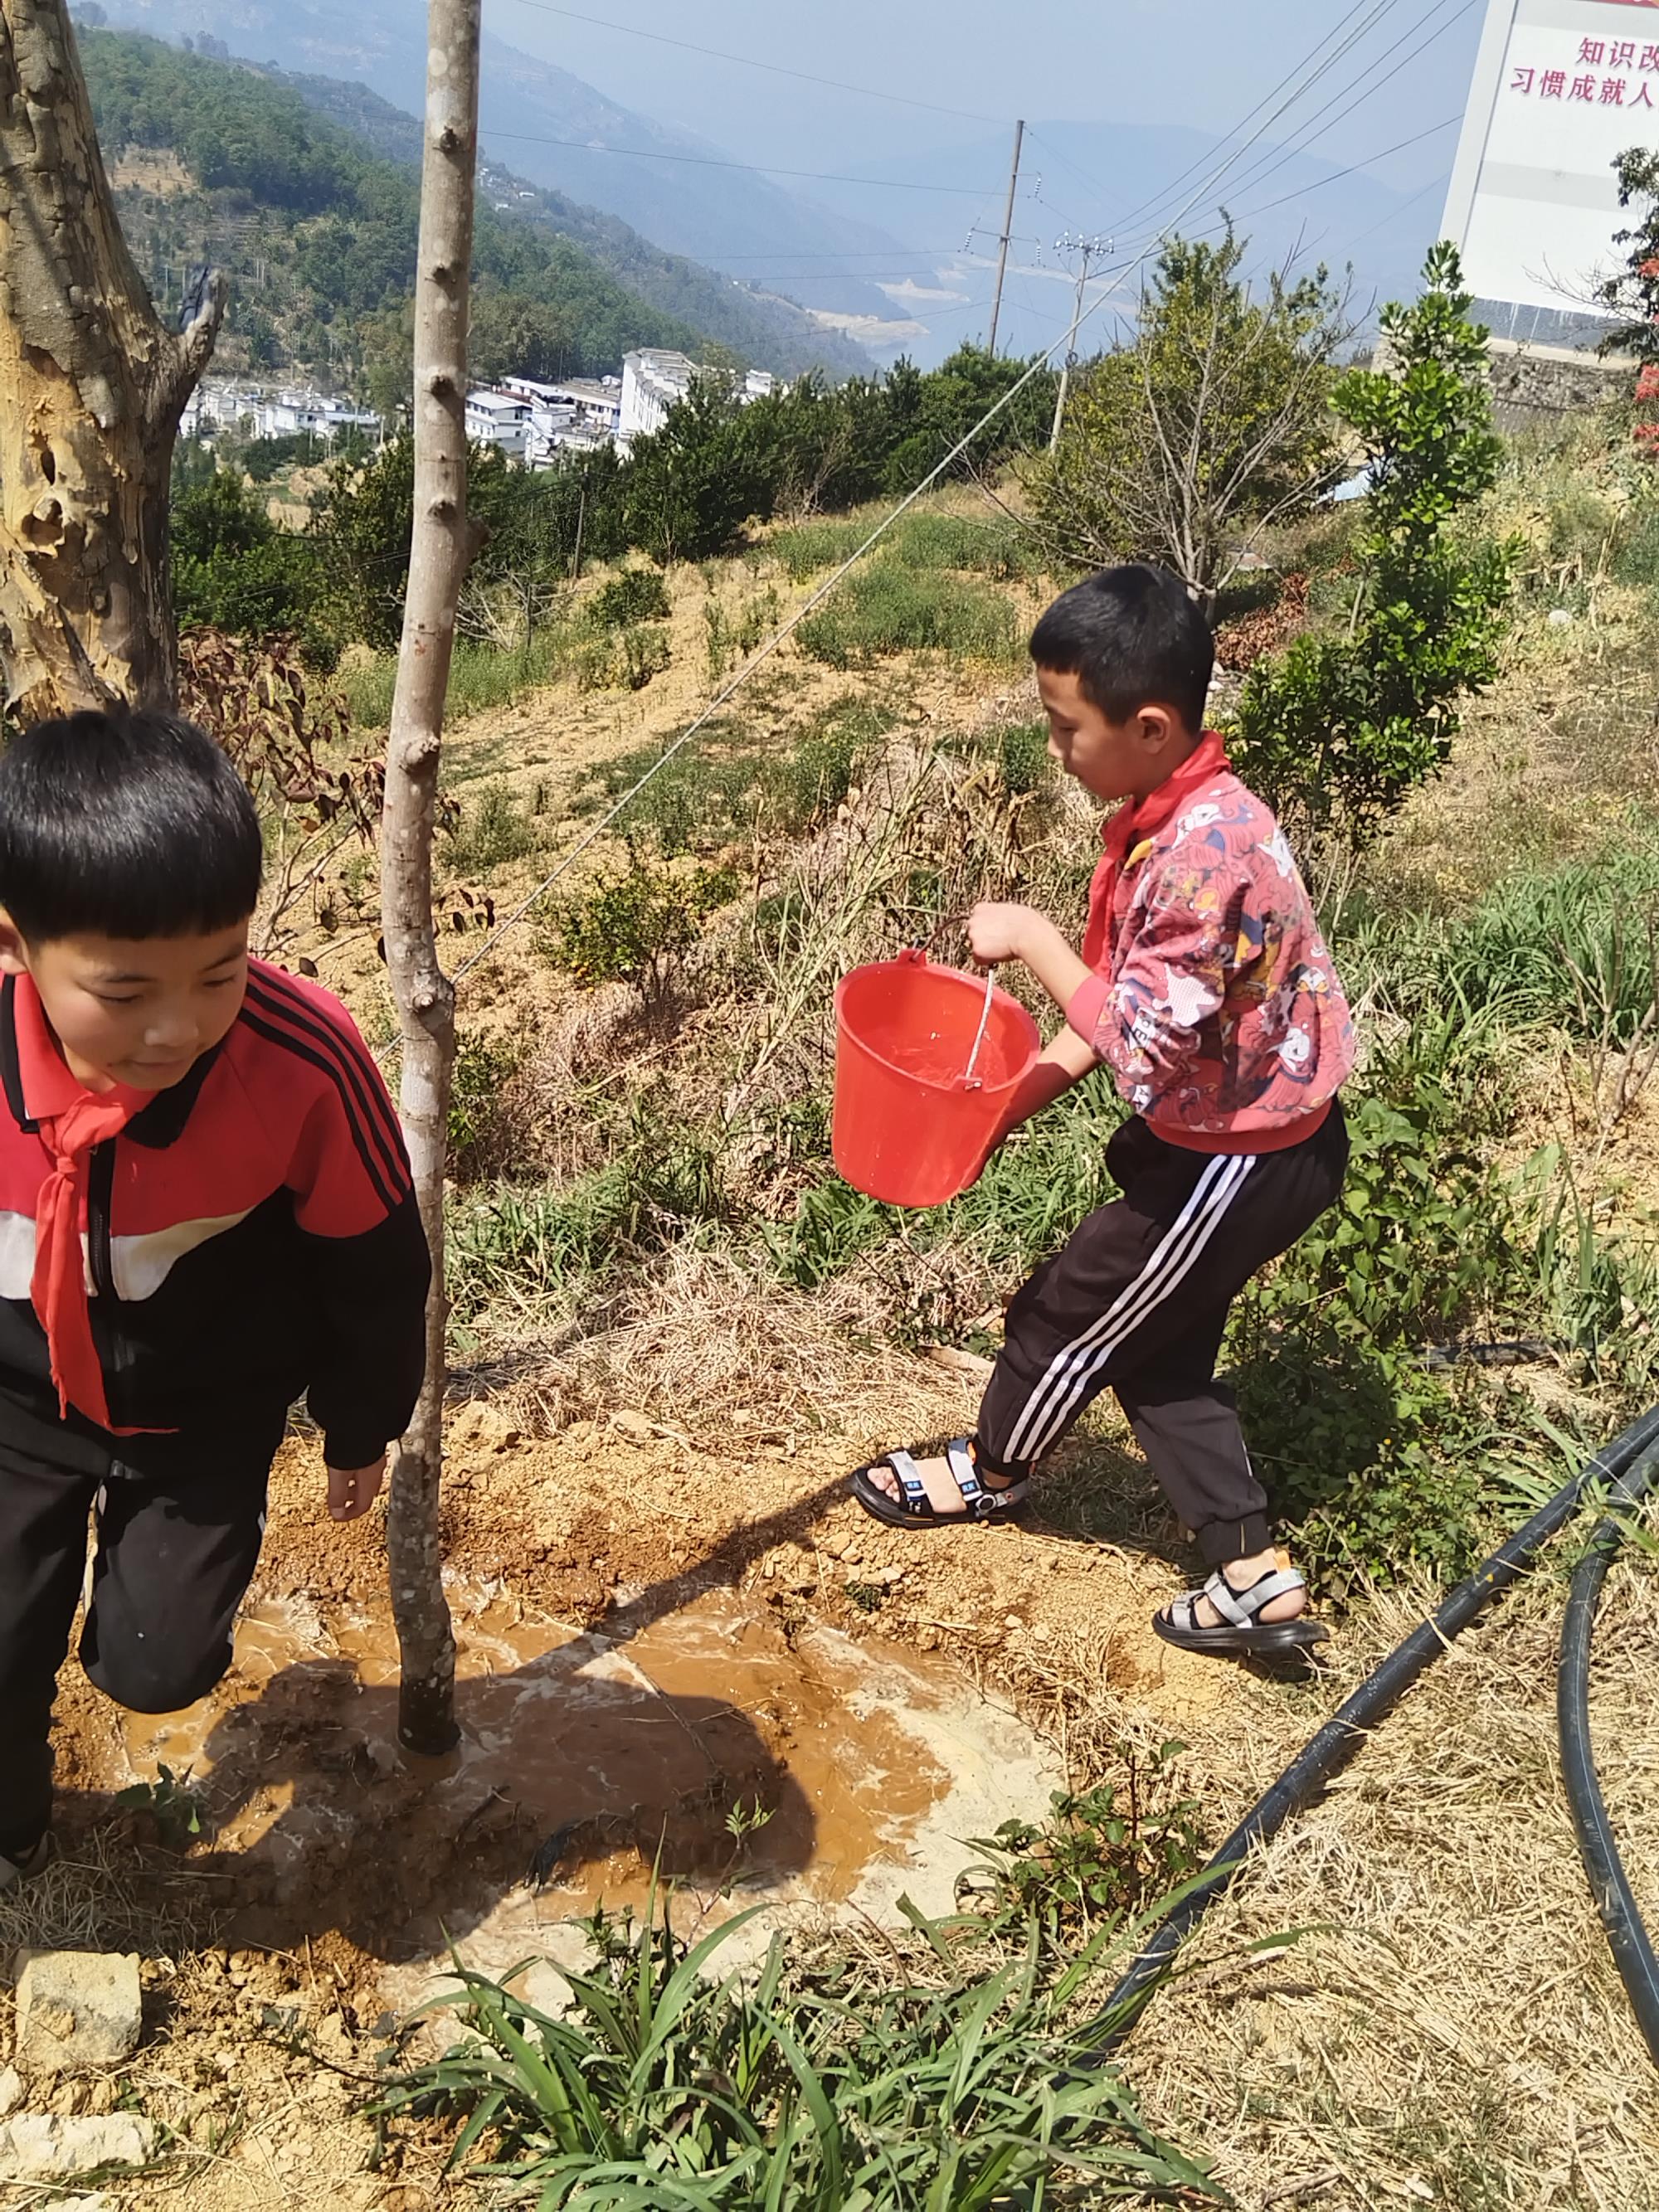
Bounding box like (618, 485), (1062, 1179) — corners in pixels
(1230, 241), (1512, 849)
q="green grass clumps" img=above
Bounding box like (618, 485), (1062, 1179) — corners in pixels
(377, 1860), (1214, 2207)
(442, 780), (542, 875)
(772, 507), (1044, 586)
(583, 699), (880, 859)
(341, 632), (571, 731)
(795, 560), (1020, 668)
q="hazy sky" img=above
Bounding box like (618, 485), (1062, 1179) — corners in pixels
(490, 0), (1487, 201)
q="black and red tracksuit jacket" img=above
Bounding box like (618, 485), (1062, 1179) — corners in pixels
(0, 959), (430, 1467)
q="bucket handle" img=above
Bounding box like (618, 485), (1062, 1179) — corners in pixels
(962, 966), (997, 1091)
(898, 942), (999, 1091)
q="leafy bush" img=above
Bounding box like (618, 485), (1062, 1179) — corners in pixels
(958, 1754), (1204, 1939)
(997, 719), (1055, 795)
(549, 857), (735, 999)
(591, 564), (672, 628)
(447, 1034), (524, 1182)
(377, 1892), (1213, 2207)
(1231, 242), (1513, 847)
(795, 562), (1019, 668)
(444, 782), (541, 875)
(171, 469), (322, 643)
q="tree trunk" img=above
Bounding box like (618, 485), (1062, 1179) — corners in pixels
(0, 0), (224, 716)
(380, 0), (482, 1758)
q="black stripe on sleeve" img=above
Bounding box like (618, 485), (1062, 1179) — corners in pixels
(243, 974), (408, 1190)
(237, 1007), (402, 1215)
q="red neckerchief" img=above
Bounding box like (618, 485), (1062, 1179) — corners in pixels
(1083, 732), (1231, 970)
(14, 975), (150, 1430)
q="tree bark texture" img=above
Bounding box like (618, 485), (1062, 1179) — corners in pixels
(0, 0), (224, 716)
(380, 0), (482, 1757)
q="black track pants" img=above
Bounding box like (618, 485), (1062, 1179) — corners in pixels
(0, 1397), (283, 1860)
(975, 1106), (1349, 1565)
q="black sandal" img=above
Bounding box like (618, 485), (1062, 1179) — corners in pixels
(850, 1437), (1029, 1529)
(1153, 1565), (1327, 1657)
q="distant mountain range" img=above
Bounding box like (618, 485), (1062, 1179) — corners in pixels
(83, 0), (921, 341)
(81, 0), (1442, 372)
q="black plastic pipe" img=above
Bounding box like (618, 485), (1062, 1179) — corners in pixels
(1558, 1441), (1659, 2065)
(1081, 1401), (1659, 2056)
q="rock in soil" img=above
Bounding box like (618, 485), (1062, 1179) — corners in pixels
(13, 1952), (143, 2077)
(0, 2111), (157, 2182)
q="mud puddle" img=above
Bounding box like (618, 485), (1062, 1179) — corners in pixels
(98, 1581), (1061, 1989)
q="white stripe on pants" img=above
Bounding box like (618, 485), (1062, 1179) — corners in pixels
(1003, 1151), (1257, 1463)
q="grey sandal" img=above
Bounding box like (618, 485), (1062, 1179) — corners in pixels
(1154, 1565), (1327, 1657)
(851, 1437), (1029, 1529)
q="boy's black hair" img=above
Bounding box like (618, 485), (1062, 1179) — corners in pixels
(1029, 564), (1214, 735)
(0, 707), (263, 944)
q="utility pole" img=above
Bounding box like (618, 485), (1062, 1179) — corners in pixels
(986, 118), (1024, 357)
(1049, 231), (1111, 450)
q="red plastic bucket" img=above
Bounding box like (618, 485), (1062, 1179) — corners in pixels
(832, 950), (1041, 1208)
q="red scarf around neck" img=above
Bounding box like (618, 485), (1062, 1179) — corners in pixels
(1083, 733), (1231, 969)
(14, 976), (149, 1430)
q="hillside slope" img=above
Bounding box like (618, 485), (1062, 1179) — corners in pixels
(78, 28), (868, 388)
(85, 0), (915, 331)
(285, 68), (873, 380)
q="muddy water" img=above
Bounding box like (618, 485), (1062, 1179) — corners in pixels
(108, 1582), (1061, 1972)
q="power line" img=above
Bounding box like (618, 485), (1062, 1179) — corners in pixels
(1337, 166), (1452, 252)
(482, 129), (995, 196)
(1194, 0), (1479, 218)
(1082, 0), (1409, 240)
(1231, 114), (1460, 223)
(499, 0), (1003, 125)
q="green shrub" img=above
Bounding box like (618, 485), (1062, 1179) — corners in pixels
(443, 782), (540, 875)
(1231, 242), (1513, 847)
(997, 719), (1055, 795)
(549, 856), (735, 999)
(620, 620), (672, 690)
(959, 1754), (1204, 1939)
(795, 561), (1019, 668)
(591, 563), (672, 628)
(446, 1033), (523, 1181)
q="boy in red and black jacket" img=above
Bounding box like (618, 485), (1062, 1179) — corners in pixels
(854, 566), (1354, 1657)
(0, 709), (429, 1888)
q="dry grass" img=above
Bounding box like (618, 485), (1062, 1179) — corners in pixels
(477, 1240), (963, 1446)
(1000, 1553), (1659, 2211)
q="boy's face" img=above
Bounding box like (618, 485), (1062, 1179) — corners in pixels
(0, 917), (251, 1094)
(1036, 666), (1198, 805)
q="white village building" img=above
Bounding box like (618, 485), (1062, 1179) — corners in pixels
(618, 349), (775, 452)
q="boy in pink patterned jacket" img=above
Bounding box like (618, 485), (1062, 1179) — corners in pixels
(855, 565), (1355, 1658)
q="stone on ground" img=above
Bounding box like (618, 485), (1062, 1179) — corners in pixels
(12, 1952), (143, 2077)
(0, 2112), (157, 2182)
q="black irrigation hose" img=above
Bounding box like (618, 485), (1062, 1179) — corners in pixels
(1558, 1443), (1659, 2065)
(1078, 1401), (1659, 2060)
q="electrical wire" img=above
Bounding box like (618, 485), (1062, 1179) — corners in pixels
(1080, 0), (1409, 242)
(498, 0), (1003, 126)
(480, 129), (996, 197)
(1228, 114), (1460, 224)
(1190, 0), (1479, 219)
